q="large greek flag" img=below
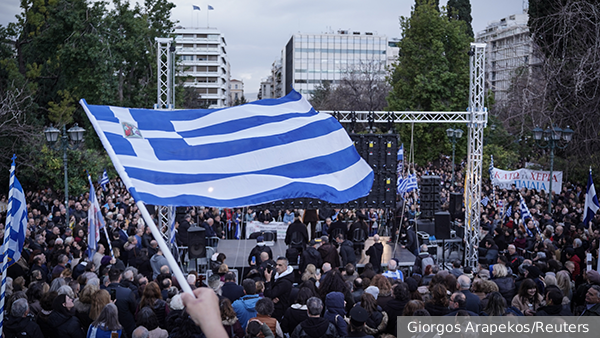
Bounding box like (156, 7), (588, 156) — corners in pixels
(583, 168), (599, 226)
(80, 90), (373, 207)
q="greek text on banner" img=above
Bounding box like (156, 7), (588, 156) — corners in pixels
(491, 167), (562, 194)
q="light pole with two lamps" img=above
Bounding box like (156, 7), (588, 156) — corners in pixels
(44, 124), (85, 223)
(446, 128), (464, 188)
(532, 125), (574, 214)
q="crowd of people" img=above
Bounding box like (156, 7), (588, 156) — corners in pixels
(1, 154), (600, 338)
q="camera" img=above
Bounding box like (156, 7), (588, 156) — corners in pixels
(265, 261), (275, 273)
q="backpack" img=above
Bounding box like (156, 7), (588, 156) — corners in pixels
(421, 255), (435, 274)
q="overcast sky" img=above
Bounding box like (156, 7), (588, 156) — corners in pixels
(1, 0), (527, 101)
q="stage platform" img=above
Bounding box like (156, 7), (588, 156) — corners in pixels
(215, 236), (415, 270)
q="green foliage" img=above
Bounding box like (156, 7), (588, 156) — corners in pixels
(234, 96), (247, 106)
(447, 0), (473, 37)
(310, 80), (332, 110)
(387, 0), (471, 165)
(48, 90), (75, 126)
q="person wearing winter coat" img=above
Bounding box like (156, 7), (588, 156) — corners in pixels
(4, 299), (44, 338)
(355, 293), (387, 336)
(233, 279), (262, 329)
(324, 292), (348, 337)
(300, 240), (323, 273)
(291, 297), (339, 338)
(219, 298), (245, 338)
(264, 258), (295, 321)
(47, 294), (85, 338)
(249, 298), (283, 338)
(337, 234), (356, 267)
(365, 236), (384, 273)
(491, 264), (516, 306)
(535, 288), (572, 316)
(86, 303), (123, 338)
(281, 287), (312, 334)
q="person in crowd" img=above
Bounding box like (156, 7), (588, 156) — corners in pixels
(365, 235), (383, 273)
(264, 257), (294, 321)
(248, 236), (273, 267)
(357, 292), (387, 336)
(48, 294), (85, 338)
(221, 272), (244, 303)
(136, 307), (168, 338)
(105, 269), (137, 337)
(249, 298), (283, 338)
(138, 281), (169, 329)
(318, 236), (340, 269)
(245, 320), (274, 338)
(324, 292), (347, 337)
(458, 275), (481, 314)
(4, 298), (44, 338)
(300, 239), (323, 274)
(336, 233), (356, 267)
(346, 305), (375, 338)
(491, 263), (516, 305)
(281, 287), (312, 335)
(219, 298), (245, 338)
(290, 297), (338, 338)
(446, 292), (479, 317)
(481, 291), (507, 316)
(383, 283), (410, 335)
(581, 285), (600, 316)
(511, 278), (544, 315)
(535, 287), (572, 316)
(86, 303), (123, 338)
(382, 259), (403, 281)
(232, 279), (262, 330)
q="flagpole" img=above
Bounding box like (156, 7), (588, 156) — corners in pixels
(207, 7), (209, 28)
(0, 156), (17, 332)
(137, 200), (193, 295)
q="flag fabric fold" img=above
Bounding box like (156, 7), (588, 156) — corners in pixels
(583, 168), (600, 227)
(397, 144), (404, 161)
(208, 5), (214, 10)
(87, 175), (105, 257)
(519, 193), (540, 236)
(168, 206), (176, 244)
(0, 156), (28, 331)
(100, 169), (109, 191)
(80, 89), (373, 207)
(193, 5), (200, 10)
(397, 174), (417, 194)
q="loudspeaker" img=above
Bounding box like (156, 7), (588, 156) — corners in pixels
(434, 211), (451, 240)
(449, 192), (462, 217)
(416, 219), (435, 236)
(188, 226), (206, 259)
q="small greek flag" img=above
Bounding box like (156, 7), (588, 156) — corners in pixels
(583, 168), (599, 227)
(193, 5), (200, 10)
(504, 205), (512, 220)
(481, 196), (489, 207)
(397, 143), (404, 161)
(397, 174), (418, 194)
(100, 169), (109, 191)
(208, 5), (214, 10)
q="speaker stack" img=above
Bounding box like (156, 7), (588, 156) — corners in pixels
(187, 226), (207, 259)
(420, 176), (441, 219)
(448, 192), (463, 220)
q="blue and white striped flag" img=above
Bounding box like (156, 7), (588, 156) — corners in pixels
(168, 206), (176, 244)
(100, 169), (109, 191)
(504, 204), (512, 220)
(87, 175), (105, 257)
(481, 196), (489, 207)
(1, 156), (28, 271)
(0, 155), (28, 331)
(193, 5), (200, 10)
(397, 143), (404, 161)
(80, 89), (373, 207)
(583, 168), (600, 227)
(234, 217), (241, 239)
(397, 174), (418, 194)
(519, 193), (540, 236)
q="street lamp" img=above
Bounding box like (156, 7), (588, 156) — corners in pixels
(44, 123), (85, 224)
(446, 128), (464, 187)
(532, 125), (573, 214)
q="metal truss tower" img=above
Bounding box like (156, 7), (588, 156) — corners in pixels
(324, 43), (487, 269)
(155, 38), (174, 110)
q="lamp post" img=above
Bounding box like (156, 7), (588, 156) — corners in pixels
(44, 123), (85, 223)
(446, 128), (464, 187)
(532, 125), (573, 214)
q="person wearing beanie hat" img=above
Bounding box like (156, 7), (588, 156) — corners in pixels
(364, 286), (379, 300)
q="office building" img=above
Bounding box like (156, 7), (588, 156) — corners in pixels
(174, 26), (231, 108)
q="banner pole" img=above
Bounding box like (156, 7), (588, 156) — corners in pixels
(136, 201), (193, 295)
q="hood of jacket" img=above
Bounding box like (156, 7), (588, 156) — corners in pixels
(325, 291), (346, 316)
(342, 240), (354, 248)
(5, 315), (32, 332)
(275, 265), (294, 281)
(48, 309), (71, 328)
(222, 317), (239, 326)
(305, 247), (321, 260)
(300, 317), (333, 337)
(240, 294), (261, 311)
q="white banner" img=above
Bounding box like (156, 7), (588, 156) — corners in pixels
(245, 221), (289, 239)
(491, 167), (562, 193)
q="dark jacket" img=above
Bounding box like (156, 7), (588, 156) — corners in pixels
(425, 301), (451, 316)
(47, 311), (85, 338)
(339, 240), (356, 267)
(4, 314), (44, 338)
(285, 220), (309, 246)
(291, 317), (339, 338)
(535, 304), (573, 316)
(461, 289), (482, 314)
(348, 221), (368, 242)
(222, 281), (245, 303)
(445, 308), (479, 317)
(248, 244), (273, 266)
(366, 242), (383, 273)
(300, 246), (323, 272)
(324, 292), (347, 338)
(492, 276), (516, 305)
(105, 282), (137, 337)
(383, 298), (408, 335)
(319, 243), (340, 268)
(328, 221), (347, 243)
(264, 266), (295, 321)
(580, 303), (600, 316)
(281, 305), (309, 334)
(177, 219), (191, 246)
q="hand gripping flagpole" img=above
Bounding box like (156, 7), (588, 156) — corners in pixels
(137, 201), (193, 295)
